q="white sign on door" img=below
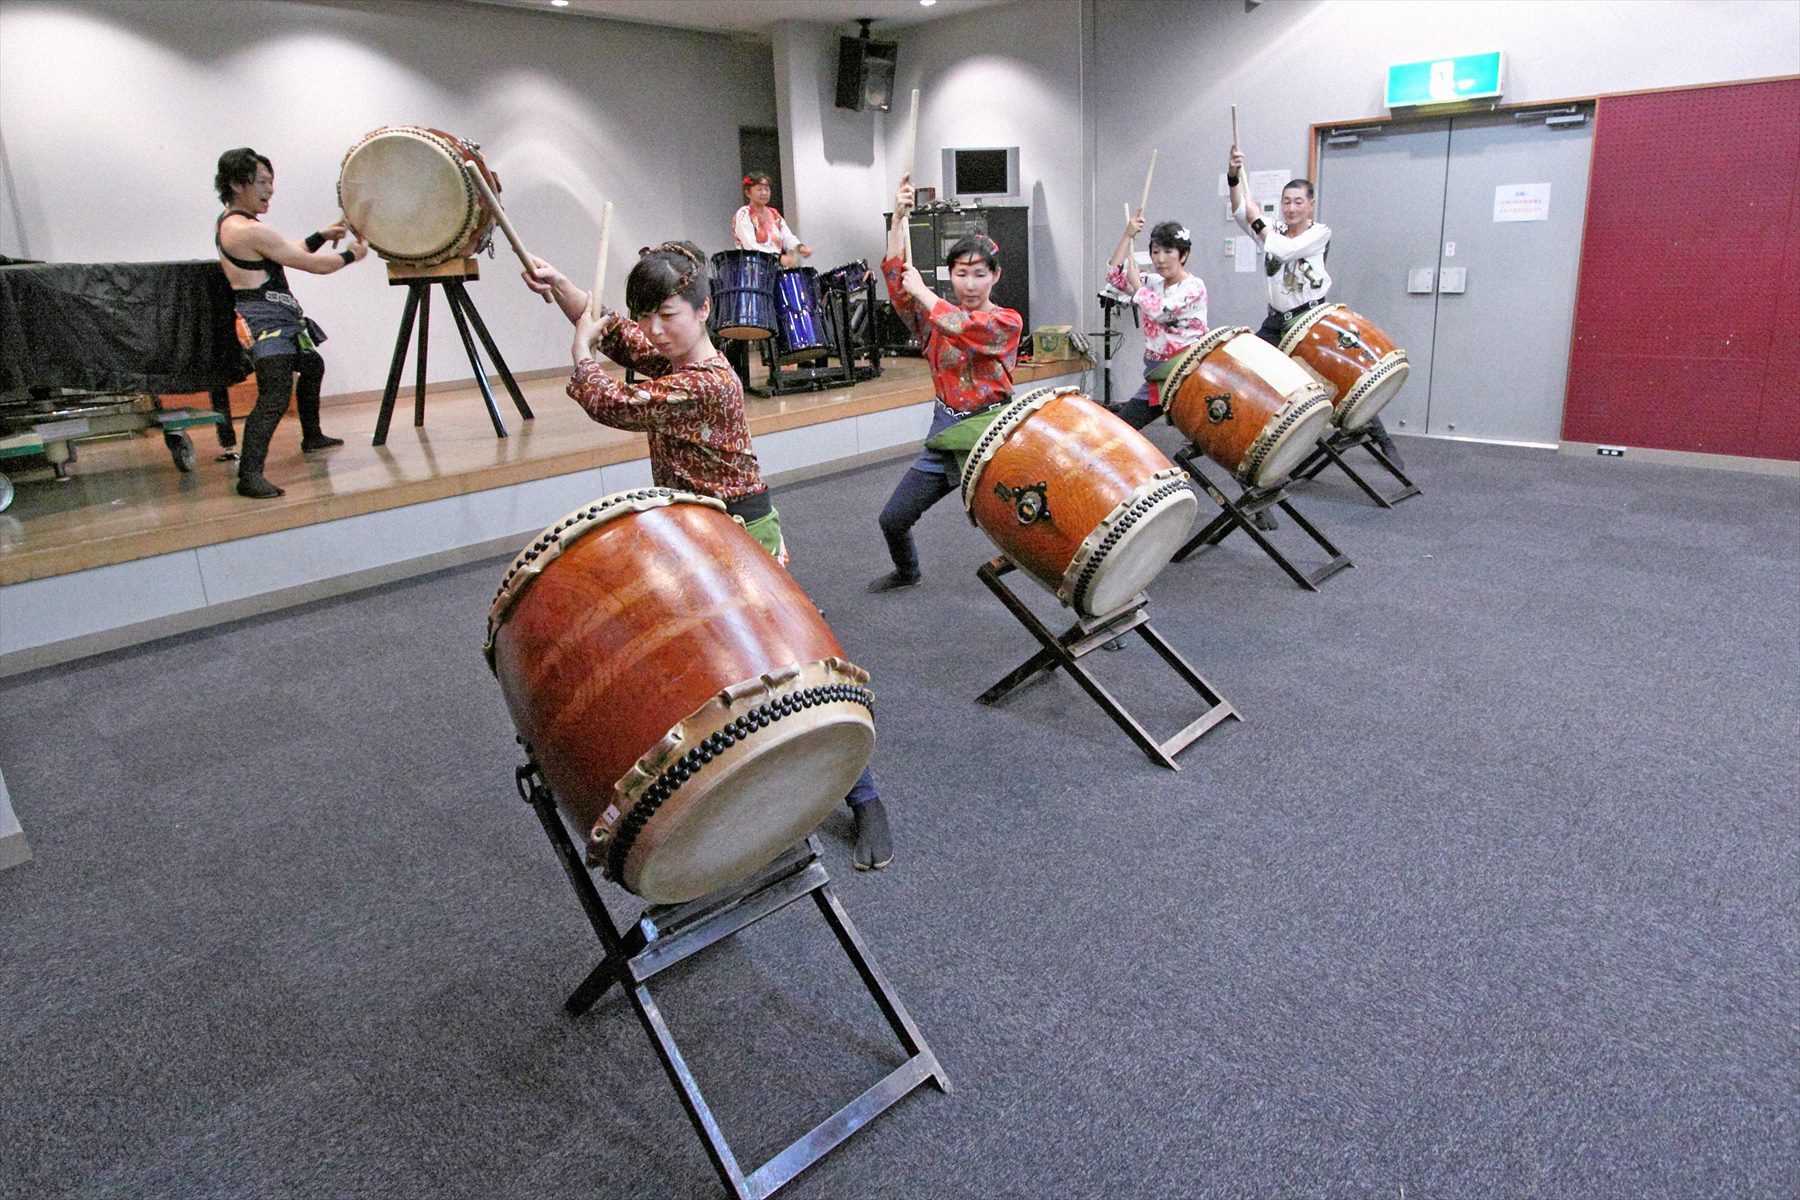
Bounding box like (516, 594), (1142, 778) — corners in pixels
(1493, 182), (1551, 222)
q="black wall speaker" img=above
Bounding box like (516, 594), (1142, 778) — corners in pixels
(836, 34), (897, 112)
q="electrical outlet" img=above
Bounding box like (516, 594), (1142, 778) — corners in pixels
(1597, 446), (1626, 457)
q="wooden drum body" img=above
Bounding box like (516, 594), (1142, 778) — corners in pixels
(1278, 304), (1410, 431)
(485, 489), (875, 905)
(338, 126), (499, 269)
(962, 386), (1197, 618)
(1163, 327), (1333, 488)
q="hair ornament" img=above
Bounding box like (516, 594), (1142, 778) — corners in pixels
(1175, 227), (1191, 242)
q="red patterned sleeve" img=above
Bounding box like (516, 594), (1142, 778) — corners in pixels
(882, 255), (925, 338)
(566, 357), (711, 432)
(598, 316), (671, 376)
(925, 299), (1023, 360)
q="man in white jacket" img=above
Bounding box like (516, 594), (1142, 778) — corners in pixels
(1230, 146), (1403, 469)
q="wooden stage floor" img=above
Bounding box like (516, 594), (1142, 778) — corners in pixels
(0, 355), (1087, 587)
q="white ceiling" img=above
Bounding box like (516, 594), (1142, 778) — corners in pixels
(463, 0), (1014, 39)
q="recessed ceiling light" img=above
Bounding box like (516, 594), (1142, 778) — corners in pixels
(920, 0), (938, 7)
(550, 0), (569, 7)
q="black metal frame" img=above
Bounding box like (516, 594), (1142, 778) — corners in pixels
(1291, 425), (1421, 508)
(516, 758), (947, 1200)
(974, 557), (1239, 770)
(1170, 447), (1353, 592)
(758, 276), (883, 398)
(373, 274), (533, 445)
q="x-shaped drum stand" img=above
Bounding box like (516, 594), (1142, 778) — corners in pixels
(1170, 446), (1353, 591)
(515, 757), (948, 1200)
(1292, 425), (1422, 508)
(974, 557), (1239, 770)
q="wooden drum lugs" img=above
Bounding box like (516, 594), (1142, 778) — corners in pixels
(485, 489), (875, 904)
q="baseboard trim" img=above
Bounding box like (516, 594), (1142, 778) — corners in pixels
(1559, 441), (1800, 477)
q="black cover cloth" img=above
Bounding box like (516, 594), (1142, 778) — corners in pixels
(0, 260), (248, 394)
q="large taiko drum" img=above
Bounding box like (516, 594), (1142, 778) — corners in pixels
(485, 489), (876, 905)
(338, 126), (499, 269)
(1278, 304), (1410, 431)
(962, 386), (1197, 618)
(1163, 327), (1333, 489)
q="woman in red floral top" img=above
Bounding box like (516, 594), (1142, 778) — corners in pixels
(868, 172), (1022, 593)
(521, 242), (893, 869)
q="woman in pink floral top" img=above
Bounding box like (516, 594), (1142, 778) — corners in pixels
(868, 172), (1022, 594)
(1105, 208), (1207, 430)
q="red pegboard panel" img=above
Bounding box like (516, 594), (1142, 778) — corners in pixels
(1563, 78), (1800, 460)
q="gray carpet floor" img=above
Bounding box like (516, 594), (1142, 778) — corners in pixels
(2, 433), (1796, 1198)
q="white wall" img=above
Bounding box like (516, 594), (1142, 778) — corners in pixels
(886, 0), (1090, 331)
(1089, 0), (1800, 389)
(770, 22), (899, 274)
(0, 0), (775, 395)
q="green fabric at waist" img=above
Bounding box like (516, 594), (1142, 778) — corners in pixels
(923, 405), (1006, 480)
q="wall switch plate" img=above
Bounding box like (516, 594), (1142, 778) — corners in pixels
(1223, 238), (1235, 255)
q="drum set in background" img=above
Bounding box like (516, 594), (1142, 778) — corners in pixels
(709, 249), (884, 395)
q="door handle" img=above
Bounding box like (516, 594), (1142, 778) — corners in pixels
(1407, 268), (1435, 294)
(1439, 267), (1467, 294)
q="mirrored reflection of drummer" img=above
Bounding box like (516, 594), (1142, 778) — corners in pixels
(733, 171), (812, 268)
(1230, 146), (1403, 467)
(521, 245), (894, 870)
(868, 172), (1022, 594)
(1105, 208), (1208, 431)
(213, 147), (368, 499)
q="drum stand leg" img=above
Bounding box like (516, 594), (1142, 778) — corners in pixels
(1170, 448), (1353, 591)
(1292, 427), (1421, 508)
(373, 277), (534, 445)
(513, 757), (949, 1200)
(974, 557), (1239, 770)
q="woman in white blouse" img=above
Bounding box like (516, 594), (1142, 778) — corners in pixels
(732, 171), (812, 268)
(1105, 208), (1208, 430)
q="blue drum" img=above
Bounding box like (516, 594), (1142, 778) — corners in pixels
(709, 249), (779, 341)
(775, 267), (829, 362)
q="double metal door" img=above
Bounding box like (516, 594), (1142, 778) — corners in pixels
(1317, 108), (1594, 444)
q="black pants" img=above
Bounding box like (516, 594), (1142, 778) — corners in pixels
(876, 466), (956, 576)
(239, 350), (325, 477)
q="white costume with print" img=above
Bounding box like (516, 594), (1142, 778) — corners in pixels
(1234, 200), (1331, 313)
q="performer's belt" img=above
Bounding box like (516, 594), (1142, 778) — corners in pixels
(1270, 298), (1326, 321)
(935, 396), (1009, 421)
(235, 288), (300, 308)
(725, 488), (773, 524)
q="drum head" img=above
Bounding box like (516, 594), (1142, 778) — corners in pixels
(1250, 399), (1333, 487)
(626, 712), (874, 904)
(1337, 355), (1409, 430)
(1079, 486), (1198, 617)
(340, 130), (476, 265)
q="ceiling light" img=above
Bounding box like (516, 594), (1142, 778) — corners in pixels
(920, 1), (938, 7)
(550, 0), (569, 7)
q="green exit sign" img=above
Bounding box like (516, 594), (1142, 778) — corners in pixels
(1386, 52), (1505, 108)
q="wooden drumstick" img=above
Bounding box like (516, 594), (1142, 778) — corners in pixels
(462, 161), (548, 302)
(903, 88), (920, 266)
(588, 201), (612, 321)
(1231, 103), (1239, 150)
(1138, 148), (1157, 216)
(1124, 202), (1132, 227)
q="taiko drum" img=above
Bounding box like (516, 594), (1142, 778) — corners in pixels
(1162, 327), (1333, 488)
(485, 489), (875, 904)
(1278, 303), (1410, 431)
(961, 386), (1197, 618)
(338, 126), (500, 268)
